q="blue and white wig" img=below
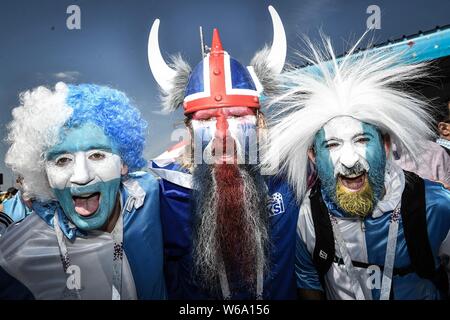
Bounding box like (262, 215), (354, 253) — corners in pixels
(5, 82), (147, 201)
(264, 36), (437, 201)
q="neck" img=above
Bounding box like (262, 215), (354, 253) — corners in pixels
(102, 193), (121, 233)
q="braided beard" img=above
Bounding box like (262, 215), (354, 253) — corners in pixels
(192, 164), (269, 293)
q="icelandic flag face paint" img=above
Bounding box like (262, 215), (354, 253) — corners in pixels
(191, 108), (258, 165)
(45, 122), (124, 230)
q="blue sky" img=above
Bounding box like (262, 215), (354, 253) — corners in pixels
(1, 0), (449, 188)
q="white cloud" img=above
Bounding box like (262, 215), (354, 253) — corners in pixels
(52, 71), (81, 82)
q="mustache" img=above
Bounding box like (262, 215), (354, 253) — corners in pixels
(334, 160), (369, 177)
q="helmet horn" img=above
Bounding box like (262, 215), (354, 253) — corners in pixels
(266, 5), (287, 74)
(147, 19), (177, 92)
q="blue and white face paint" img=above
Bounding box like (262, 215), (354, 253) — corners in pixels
(313, 116), (386, 214)
(45, 122), (125, 230)
(191, 114), (258, 165)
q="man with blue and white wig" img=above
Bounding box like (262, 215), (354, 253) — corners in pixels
(0, 83), (166, 299)
(265, 37), (450, 300)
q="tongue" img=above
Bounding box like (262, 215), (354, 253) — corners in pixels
(73, 194), (100, 217)
(341, 175), (365, 191)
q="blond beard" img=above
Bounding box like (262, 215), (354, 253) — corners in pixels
(335, 180), (374, 217)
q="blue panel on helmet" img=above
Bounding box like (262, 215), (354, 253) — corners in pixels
(185, 61), (204, 97)
(230, 58), (256, 90)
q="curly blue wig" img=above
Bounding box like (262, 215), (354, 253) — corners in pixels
(65, 84), (147, 172)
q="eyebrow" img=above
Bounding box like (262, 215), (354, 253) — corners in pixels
(46, 144), (113, 160)
(352, 132), (374, 139)
(320, 132), (374, 146)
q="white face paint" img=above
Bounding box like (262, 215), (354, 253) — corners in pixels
(45, 149), (123, 190)
(44, 123), (126, 230)
(191, 115), (257, 164)
(322, 116), (371, 177)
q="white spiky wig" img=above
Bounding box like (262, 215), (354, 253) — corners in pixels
(264, 36), (437, 201)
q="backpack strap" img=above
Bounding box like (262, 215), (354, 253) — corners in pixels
(310, 183), (335, 276)
(401, 171), (435, 279)
(401, 170), (449, 298)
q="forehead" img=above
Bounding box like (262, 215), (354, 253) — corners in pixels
(320, 116), (378, 140)
(47, 123), (115, 157)
(191, 107), (256, 119)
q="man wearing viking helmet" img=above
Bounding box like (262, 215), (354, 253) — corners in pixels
(147, 6), (299, 299)
(265, 37), (450, 300)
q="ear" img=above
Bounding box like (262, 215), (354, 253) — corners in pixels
(438, 122), (450, 137)
(307, 148), (316, 164)
(121, 163), (129, 176)
(383, 134), (391, 158)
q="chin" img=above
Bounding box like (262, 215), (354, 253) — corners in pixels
(335, 177), (374, 217)
(65, 206), (109, 231)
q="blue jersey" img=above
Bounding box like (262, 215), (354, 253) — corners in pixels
(1, 191), (32, 223)
(296, 164), (450, 300)
(151, 159), (299, 300)
(0, 172), (166, 300)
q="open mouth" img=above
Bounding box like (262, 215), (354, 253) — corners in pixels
(338, 173), (367, 192)
(72, 192), (100, 217)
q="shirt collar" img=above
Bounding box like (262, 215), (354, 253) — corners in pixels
(436, 138), (450, 150)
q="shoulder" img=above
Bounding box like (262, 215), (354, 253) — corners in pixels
(122, 172), (160, 217)
(423, 179), (450, 241)
(127, 171), (159, 193)
(0, 214), (52, 260)
(424, 179), (450, 214)
(428, 140), (450, 157)
(149, 143), (192, 189)
(296, 190), (316, 252)
(266, 175), (298, 205)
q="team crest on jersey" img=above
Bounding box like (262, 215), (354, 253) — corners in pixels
(267, 192), (285, 217)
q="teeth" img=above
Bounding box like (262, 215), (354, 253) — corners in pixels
(341, 173), (364, 179)
(73, 192), (94, 198)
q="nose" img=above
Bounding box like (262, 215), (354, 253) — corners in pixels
(214, 113), (229, 140)
(339, 145), (359, 169)
(70, 153), (93, 185)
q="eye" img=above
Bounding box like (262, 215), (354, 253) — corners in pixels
(355, 137), (370, 144)
(55, 157), (72, 167)
(198, 116), (212, 121)
(88, 152), (106, 161)
(195, 119), (216, 127)
(325, 142), (340, 149)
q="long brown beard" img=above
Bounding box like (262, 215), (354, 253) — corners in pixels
(215, 165), (256, 285)
(192, 164), (269, 292)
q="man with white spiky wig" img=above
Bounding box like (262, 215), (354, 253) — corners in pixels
(0, 83), (166, 299)
(147, 6), (300, 299)
(265, 37), (450, 300)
